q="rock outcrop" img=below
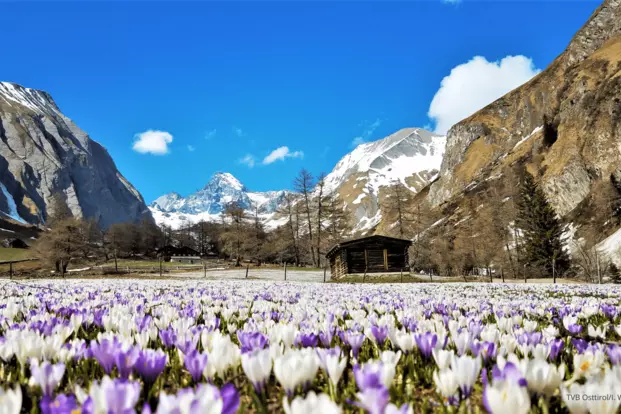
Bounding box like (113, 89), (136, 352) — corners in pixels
(0, 82), (151, 228)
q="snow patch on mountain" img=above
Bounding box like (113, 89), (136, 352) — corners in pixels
(0, 183), (27, 224)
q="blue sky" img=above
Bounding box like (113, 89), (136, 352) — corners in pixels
(3, 1), (598, 202)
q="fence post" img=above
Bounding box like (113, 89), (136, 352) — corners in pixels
(60, 259), (65, 278)
(114, 249), (118, 273)
(552, 258), (556, 284)
(323, 266), (326, 283)
(159, 256), (163, 278)
(363, 268), (367, 283)
(246, 264), (249, 279)
(284, 263), (287, 281)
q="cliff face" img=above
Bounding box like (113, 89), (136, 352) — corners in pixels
(0, 82), (151, 228)
(428, 0), (621, 221)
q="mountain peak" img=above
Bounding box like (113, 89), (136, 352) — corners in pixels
(0, 81), (59, 113)
(208, 172), (245, 191)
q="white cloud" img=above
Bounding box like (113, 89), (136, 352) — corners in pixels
(428, 55), (540, 134)
(442, 0), (461, 4)
(205, 129), (217, 140)
(262, 146), (304, 165)
(187, 145), (195, 152)
(232, 127), (245, 137)
(239, 154), (256, 168)
(351, 118), (381, 147)
(132, 130), (173, 155)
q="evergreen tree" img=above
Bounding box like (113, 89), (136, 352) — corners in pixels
(609, 263), (621, 284)
(515, 170), (570, 277)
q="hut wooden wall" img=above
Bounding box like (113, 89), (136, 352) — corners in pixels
(329, 249), (348, 279)
(346, 239), (409, 274)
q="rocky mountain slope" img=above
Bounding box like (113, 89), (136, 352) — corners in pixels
(0, 82), (151, 229)
(323, 128), (446, 231)
(424, 0), (621, 256)
(149, 172), (292, 229)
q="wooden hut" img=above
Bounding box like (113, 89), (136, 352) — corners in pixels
(326, 235), (412, 279)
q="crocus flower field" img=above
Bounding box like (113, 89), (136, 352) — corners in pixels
(0, 280), (620, 414)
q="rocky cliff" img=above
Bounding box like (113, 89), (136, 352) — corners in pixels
(427, 0), (621, 222)
(0, 82), (151, 229)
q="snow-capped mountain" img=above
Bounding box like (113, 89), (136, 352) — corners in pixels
(149, 172), (290, 229)
(323, 128), (446, 231)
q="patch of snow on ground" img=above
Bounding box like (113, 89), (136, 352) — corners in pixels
(597, 227), (621, 265)
(0, 183), (27, 224)
(352, 193), (366, 205)
(512, 126), (542, 152)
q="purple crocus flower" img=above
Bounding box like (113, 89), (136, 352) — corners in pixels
(353, 386), (390, 414)
(414, 332), (437, 359)
(353, 363), (387, 391)
(184, 350), (208, 382)
(40, 394), (78, 414)
(567, 324), (583, 336)
(296, 332), (319, 348)
(136, 348), (168, 382)
(601, 304), (617, 320)
(479, 342), (497, 362)
(176, 334), (199, 355)
(237, 331), (268, 353)
(30, 361), (65, 396)
(371, 325), (388, 346)
(548, 338), (564, 360)
(159, 328), (177, 348)
(517, 331), (542, 346)
(491, 362), (527, 387)
(90, 338), (120, 374)
(345, 330), (365, 359)
(318, 330), (332, 347)
(220, 383), (241, 414)
(114, 346), (141, 380)
(606, 344), (621, 365)
(572, 338), (589, 354)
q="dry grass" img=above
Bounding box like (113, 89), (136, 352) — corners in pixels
(453, 137), (501, 184)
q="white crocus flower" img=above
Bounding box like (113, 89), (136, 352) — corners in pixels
(283, 392), (341, 414)
(0, 386), (21, 414)
(587, 324), (607, 339)
(523, 359), (565, 397)
(394, 331), (415, 353)
(433, 368), (459, 402)
(432, 349), (454, 370)
(573, 350), (606, 379)
(484, 379), (530, 414)
(274, 349), (319, 395)
(453, 330), (471, 356)
(450, 355), (481, 396)
(242, 348), (272, 390)
(523, 320), (538, 333)
(323, 352), (347, 388)
(542, 325), (559, 339)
